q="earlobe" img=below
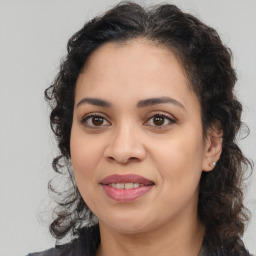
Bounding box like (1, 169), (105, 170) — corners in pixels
(202, 128), (223, 172)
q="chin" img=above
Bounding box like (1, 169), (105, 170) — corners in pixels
(98, 212), (155, 234)
(106, 222), (151, 235)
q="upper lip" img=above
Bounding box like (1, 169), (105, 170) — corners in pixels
(100, 174), (154, 185)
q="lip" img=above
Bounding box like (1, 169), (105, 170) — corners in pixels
(100, 174), (154, 202)
(100, 174), (154, 185)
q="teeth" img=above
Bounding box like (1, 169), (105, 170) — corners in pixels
(133, 183), (139, 188)
(124, 182), (133, 189)
(109, 182), (141, 189)
(116, 183), (125, 189)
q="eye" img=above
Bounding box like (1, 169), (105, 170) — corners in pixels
(80, 114), (111, 128)
(145, 113), (176, 128)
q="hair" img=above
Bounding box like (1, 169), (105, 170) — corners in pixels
(45, 1), (252, 254)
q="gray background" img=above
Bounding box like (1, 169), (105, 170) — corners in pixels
(0, 0), (255, 255)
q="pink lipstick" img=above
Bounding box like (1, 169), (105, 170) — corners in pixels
(100, 174), (154, 202)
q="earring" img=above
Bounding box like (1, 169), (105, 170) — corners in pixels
(208, 161), (216, 168)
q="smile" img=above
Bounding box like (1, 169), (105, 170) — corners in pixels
(100, 174), (154, 202)
(107, 182), (146, 189)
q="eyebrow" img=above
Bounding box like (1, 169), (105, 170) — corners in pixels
(137, 97), (185, 110)
(76, 98), (112, 108)
(76, 96), (185, 110)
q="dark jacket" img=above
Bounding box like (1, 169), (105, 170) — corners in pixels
(27, 225), (252, 256)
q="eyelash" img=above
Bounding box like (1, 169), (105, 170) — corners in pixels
(145, 112), (176, 128)
(80, 112), (176, 129)
(80, 113), (111, 128)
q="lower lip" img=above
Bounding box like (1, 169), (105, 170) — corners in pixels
(102, 185), (153, 202)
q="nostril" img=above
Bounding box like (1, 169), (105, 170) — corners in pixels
(107, 156), (139, 164)
(104, 141), (146, 164)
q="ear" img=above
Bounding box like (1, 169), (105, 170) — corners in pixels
(202, 124), (223, 172)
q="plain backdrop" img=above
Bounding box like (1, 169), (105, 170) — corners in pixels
(0, 0), (255, 255)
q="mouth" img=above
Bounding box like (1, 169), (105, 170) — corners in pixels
(106, 182), (147, 189)
(100, 174), (155, 202)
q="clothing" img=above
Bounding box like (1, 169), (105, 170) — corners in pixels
(27, 225), (253, 256)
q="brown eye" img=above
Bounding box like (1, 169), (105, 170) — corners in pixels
(92, 116), (104, 126)
(146, 113), (176, 128)
(153, 116), (165, 126)
(81, 114), (110, 128)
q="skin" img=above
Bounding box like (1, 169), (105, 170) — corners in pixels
(70, 39), (222, 256)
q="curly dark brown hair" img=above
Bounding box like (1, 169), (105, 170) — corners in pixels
(45, 2), (252, 254)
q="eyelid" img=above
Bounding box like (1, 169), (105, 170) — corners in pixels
(80, 112), (111, 127)
(79, 111), (176, 129)
(144, 111), (176, 127)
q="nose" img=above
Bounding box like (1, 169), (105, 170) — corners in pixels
(104, 123), (146, 164)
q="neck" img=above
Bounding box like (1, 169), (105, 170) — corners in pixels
(96, 211), (205, 256)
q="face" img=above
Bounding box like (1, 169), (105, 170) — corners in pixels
(70, 40), (212, 234)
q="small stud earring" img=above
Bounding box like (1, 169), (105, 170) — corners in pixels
(212, 161), (216, 167)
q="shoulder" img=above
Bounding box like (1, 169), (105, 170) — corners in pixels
(27, 239), (86, 256)
(26, 244), (73, 256)
(200, 244), (253, 256)
(27, 241), (83, 256)
(27, 225), (100, 256)
(26, 247), (59, 256)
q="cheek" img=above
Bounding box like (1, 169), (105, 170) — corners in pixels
(70, 134), (106, 213)
(152, 131), (204, 190)
(70, 128), (103, 191)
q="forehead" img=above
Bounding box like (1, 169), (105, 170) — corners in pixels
(75, 39), (199, 111)
(83, 39), (188, 83)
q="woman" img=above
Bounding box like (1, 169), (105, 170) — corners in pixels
(28, 2), (253, 256)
